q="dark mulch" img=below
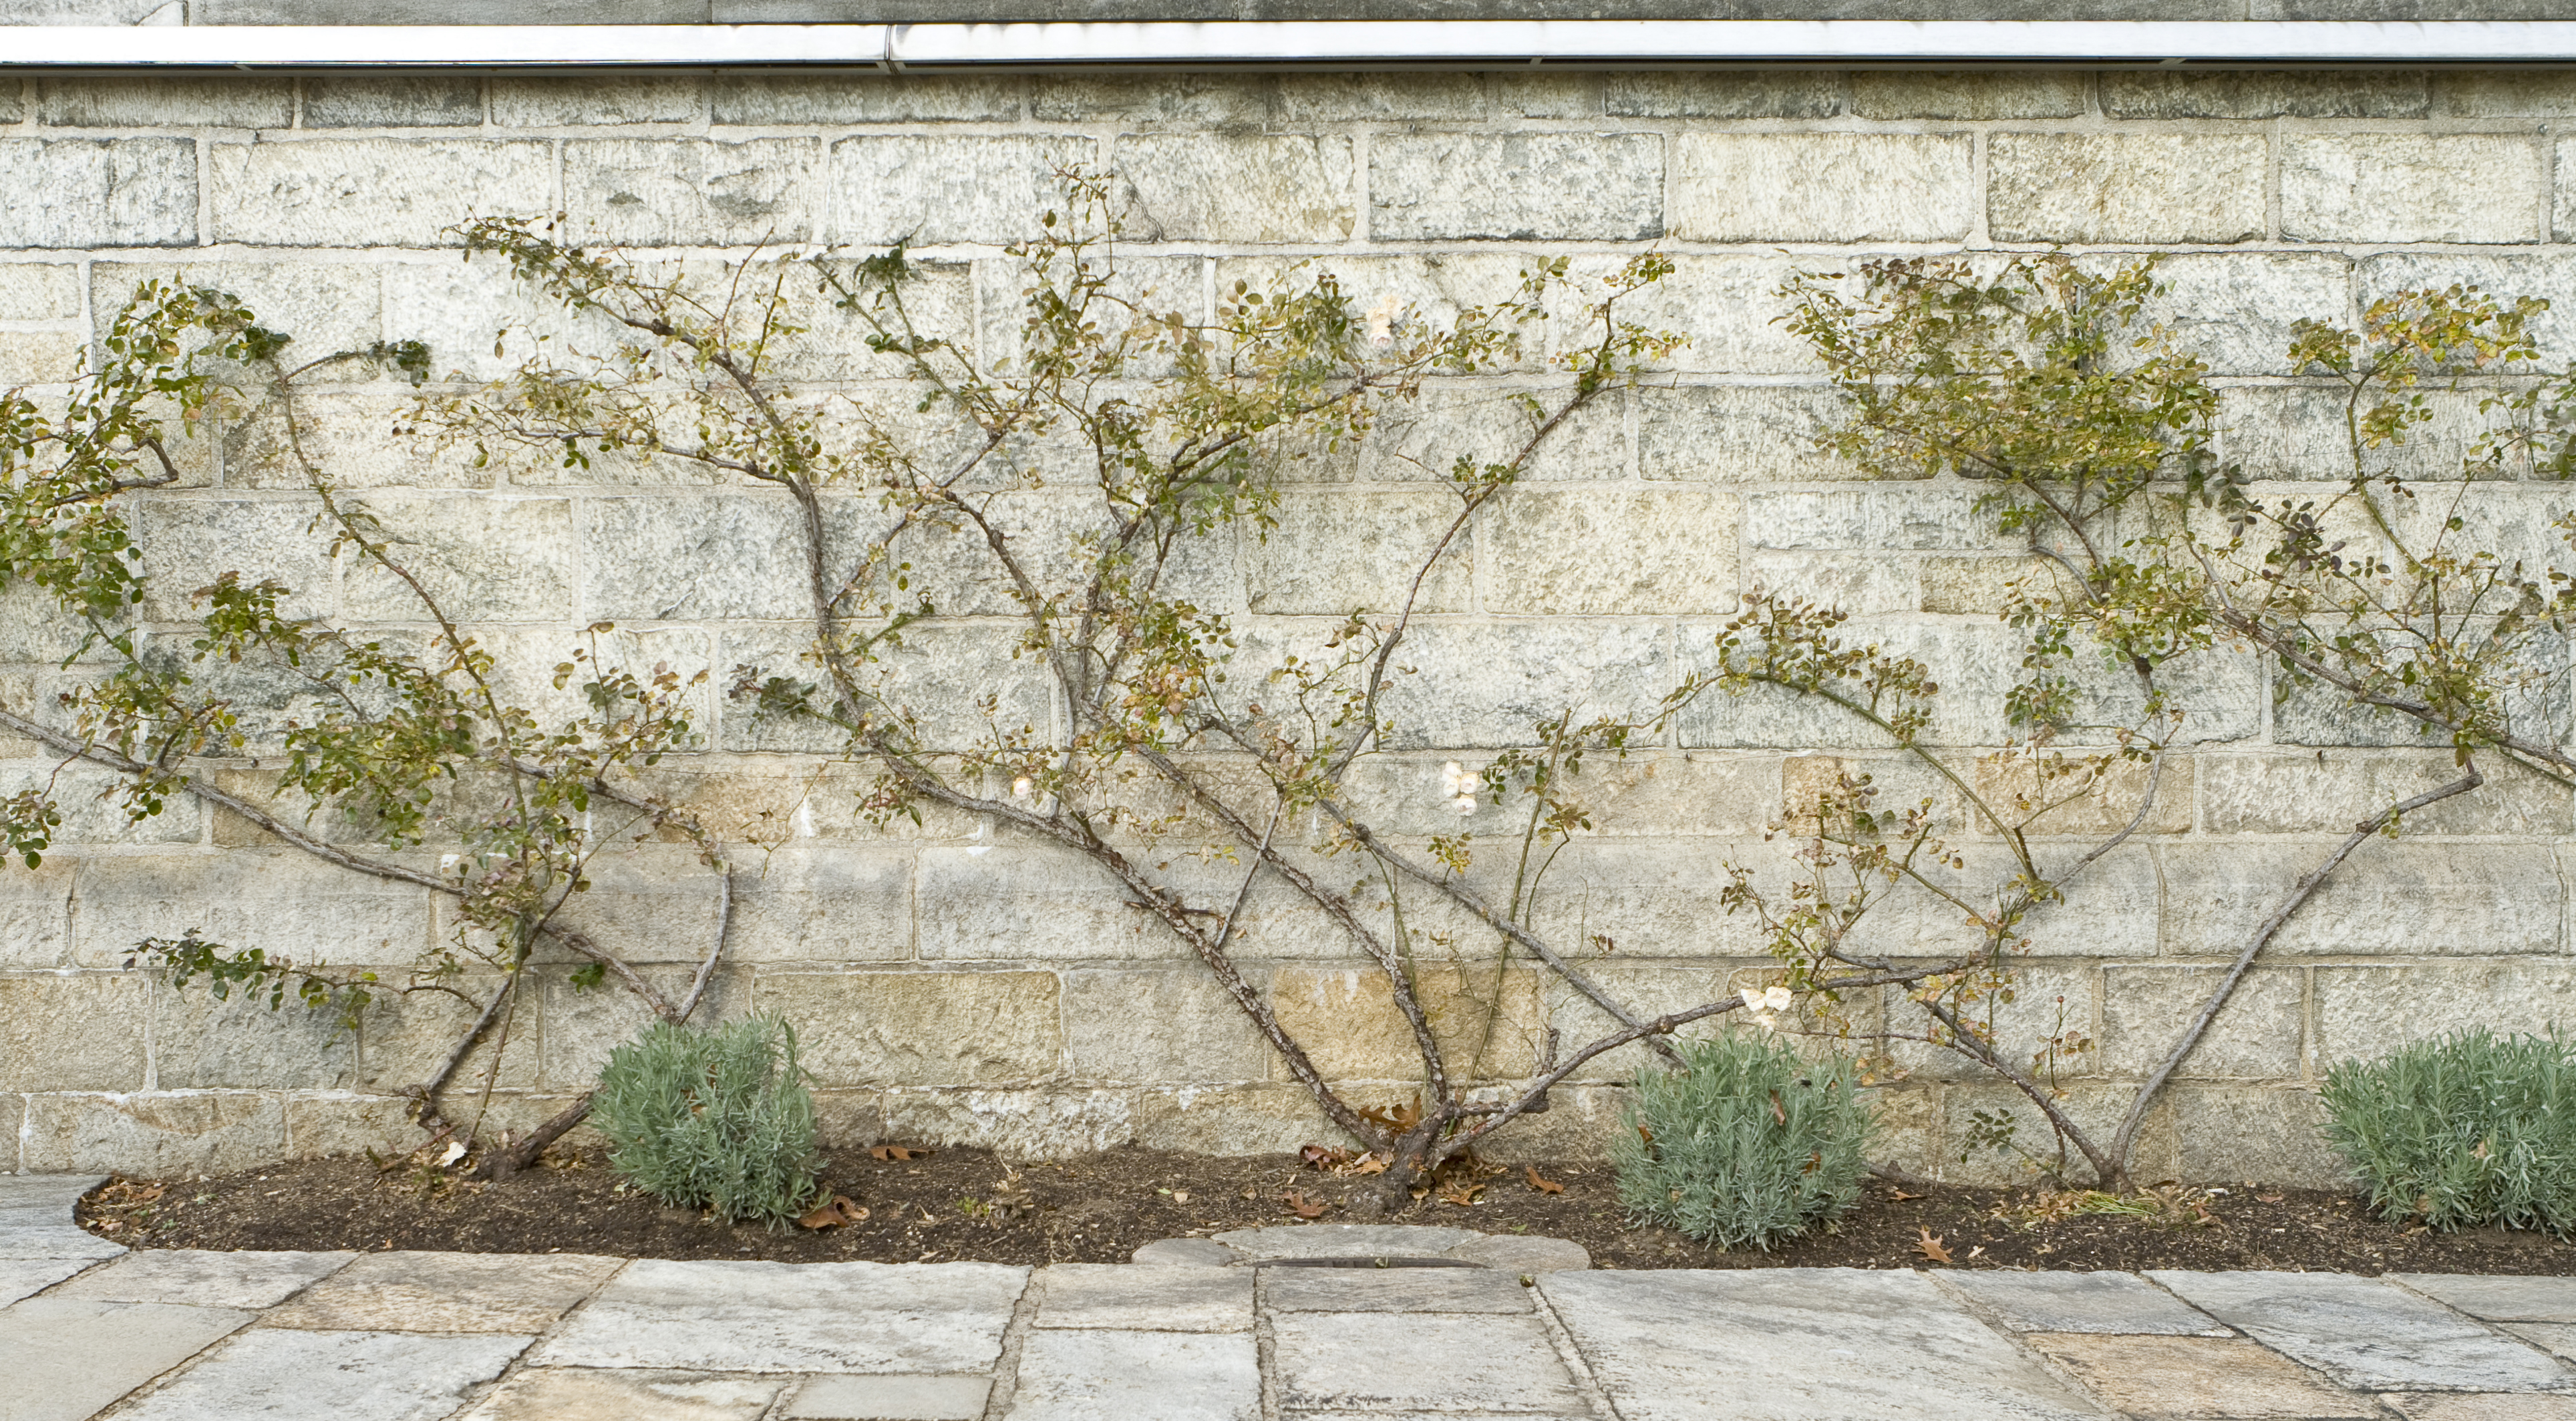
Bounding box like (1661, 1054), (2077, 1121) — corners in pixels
(77, 1145), (2576, 1274)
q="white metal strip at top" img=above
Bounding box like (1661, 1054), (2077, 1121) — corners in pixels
(3, 19), (2575, 69)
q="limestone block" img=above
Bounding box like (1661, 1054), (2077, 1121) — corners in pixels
(1340, 750), (1780, 841)
(2561, 139), (2576, 245)
(299, 76), (484, 128)
(1113, 133), (1355, 243)
(1603, 71), (1839, 118)
(2217, 383), (2499, 484)
(0, 861), (72, 968)
(1918, 555), (2052, 616)
(1060, 969), (1271, 1084)
(1269, 965), (1543, 1081)
(2144, 253), (2354, 377)
(538, 966), (742, 1090)
(917, 844), (1223, 963)
(39, 77), (293, 129)
(0, 263), (80, 321)
(2358, 253), (2576, 365)
(1989, 133), (2267, 245)
(2315, 961), (2576, 1064)
(2102, 69), (2430, 118)
(209, 140), (551, 248)
(1031, 75), (1268, 125)
(566, 138), (817, 247)
(92, 260), (383, 375)
(352, 971), (538, 1095)
(1556, 253), (1815, 376)
(771, 261), (975, 384)
(2203, 752), (2570, 837)
(1355, 382), (1622, 478)
(282, 1090), (443, 1160)
(1672, 134), (1971, 244)
(1969, 751), (2195, 839)
(1375, 619), (1672, 750)
(1213, 252), (1546, 377)
(1245, 489), (1471, 615)
(971, 252), (1203, 379)
(2100, 965), (2305, 1081)
(1132, 1082), (1338, 1154)
(338, 494), (573, 623)
(579, 493), (818, 621)
(463, 1368), (785, 1421)
(879, 1087), (1135, 1156)
(832, 134), (1098, 247)
(377, 253), (636, 386)
(754, 969), (1061, 1087)
(494, 75), (705, 126)
(2166, 1084), (2353, 1187)
(1935, 1081), (2151, 1187)
(1746, 551), (1919, 616)
(1484, 486), (1740, 616)
(1850, 71), (2088, 118)
(70, 852), (437, 971)
(2283, 135), (2544, 245)
(222, 389), (493, 492)
(719, 74), (1021, 125)
(1745, 487), (2005, 553)
(1492, 73), (1601, 118)
(1887, 959), (2105, 1084)
(1370, 133), (1661, 243)
(2163, 842), (2560, 958)
(723, 621), (1050, 756)
(151, 978), (359, 1091)
(0, 138), (196, 249)
(2445, 71), (2576, 116)
(1276, 71), (1485, 121)
(0, 974), (146, 1090)
(722, 844), (914, 965)
(21, 1091), (287, 1174)
(0, 328), (77, 387)
(1637, 385), (1859, 484)
(262, 1249), (622, 1333)
(0, 766), (199, 851)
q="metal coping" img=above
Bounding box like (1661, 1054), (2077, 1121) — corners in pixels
(3, 20), (2576, 69)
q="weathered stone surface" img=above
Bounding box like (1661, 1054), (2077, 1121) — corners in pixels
(493, 75), (705, 126)
(1745, 487), (2006, 553)
(1989, 133), (2267, 244)
(1274, 1311), (1582, 1413)
(0, 1256), (89, 1304)
(2397, 1277), (2576, 1324)
(1114, 133), (1355, 243)
(112, 1326), (532, 1421)
(301, 75), (484, 127)
(1371, 133), (1661, 242)
(1671, 134), (1971, 243)
(1035, 1263), (1253, 1330)
(1007, 1327), (1260, 1421)
(1211, 1224), (1475, 1259)
(0, 138), (195, 248)
(2163, 843), (2561, 958)
(1446, 1235), (1589, 1273)
(532, 1259), (1028, 1373)
(39, 76), (291, 128)
(2202, 752), (2571, 836)
(0, 974), (145, 1091)
(719, 73), (1019, 124)
(0, 263), (80, 321)
(458, 1368), (784, 1421)
(2144, 253), (2354, 377)
(208, 139), (550, 247)
(1603, 71), (1837, 118)
(1131, 1084), (1341, 1156)
(2446, 72), (2576, 117)
(1031, 75), (1268, 124)
(1543, 1269), (2105, 1421)
(0, 1174), (122, 1261)
(2148, 1271), (2573, 1391)
(1269, 966), (1542, 1080)
(1485, 486), (1740, 616)
(2029, 1332), (2381, 1416)
(2282, 135), (2545, 244)
(97, 258), (383, 370)
(1062, 970), (1270, 1084)
(69, 851), (436, 969)
(2103, 69), (2430, 118)
(0, 327), (82, 386)
(1277, 71), (1484, 120)
(1853, 71), (2088, 117)
(2383, 1396), (2576, 1421)
(789, 1373), (992, 1421)
(1132, 1238), (1244, 1267)
(579, 493), (817, 621)
(1940, 1270), (2227, 1335)
(566, 138), (818, 246)
(723, 844), (915, 965)
(1378, 619), (1672, 750)
(834, 134), (1097, 247)
(1638, 384), (1858, 484)
(1269, 1268), (1533, 1313)
(2099, 965), (2304, 1080)
(21, 1091), (288, 1175)
(1245, 489), (1470, 615)
(53, 1247), (351, 1308)
(260, 1250), (622, 1333)
(2513, 1325), (2576, 1366)
(880, 1086), (1136, 1156)
(759, 971), (1060, 1088)
(0, 1297), (255, 1421)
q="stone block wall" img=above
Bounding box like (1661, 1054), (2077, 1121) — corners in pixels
(5, 65), (2575, 1185)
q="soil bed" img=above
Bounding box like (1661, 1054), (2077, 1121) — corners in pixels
(79, 1145), (2576, 1275)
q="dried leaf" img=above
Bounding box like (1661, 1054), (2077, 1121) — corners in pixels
(1347, 1153), (1391, 1177)
(1889, 1189), (1924, 1202)
(1636, 1124), (1655, 1148)
(1300, 1144), (1355, 1170)
(1768, 1091), (1787, 1125)
(796, 1195), (868, 1230)
(870, 1145), (931, 1162)
(1282, 1190), (1329, 1221)
(1524, 1165), (1565, 1196)
(1913, 1228), (1953, 1265)
(1438, 1180), (1486, 1207)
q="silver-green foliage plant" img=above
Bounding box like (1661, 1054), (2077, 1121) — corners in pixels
(593, 1013), (824, 1229)
(2321, 1029), (2576, 1236)
(1613, 1033), (1873, 1251)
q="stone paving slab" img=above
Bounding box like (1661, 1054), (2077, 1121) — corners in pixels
(532, 1259), (1029, 1375)
(1035, 1262), (1254, 1331)
(0, 1257), (90, 1307)
(454, 1366), (786, 1421)
(0, 1176), (121, 1262)
(2150, 1270), (2576, 1392)
(1543, 1269), (2107, 1421)
(1211, 1224), (1478, 1259)
(51, 1247), (351, 1309)
(258, 1249), (623, 1333)
(2024, 1332), (2381, 1418)
(1004, 1327), (1261, 1421)
(2384, 1396), (2576, 1420)
(1940, 1269), (2230, 1335)
(1266, 1267), (1535, 1313)
(2398, 1275), (2576, 1324)
(108, 1327), (532, 1421)
(788, 1373), (994, 1421)
(1272, 1311), (1588, 1414)
(0, 1297), (252, 1421)
(2506, 1323), (2576, 1364)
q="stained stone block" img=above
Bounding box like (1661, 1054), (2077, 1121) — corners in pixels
(1275, 71), (1485, 121)
(39, 76), (293, 129)
(1637, 385), (1859, 484)
(1269, 965), (1543, 1080)
(460, 1368), (784, 1421)
(2148, 1271), (2574, 1392)
(53, 1248), (351, 1309)
(1006, 1327), (1260, 1421)
(1273, 1311), (1583, 1414)
(299, 75), (484, 128)
(0, 263), (80, 321)
(150, 979), (359, 1092)
(1131, 1083), (1340, 1156)
(1989, 133), (2267, 245)
(754, 970), (1061, 1087)
(0, 1297), (255, 1421)
(717, 74), (1021, 125)
(1671, 134), (1971, 244)
(21, 1092), (287, 1175)
(0, 329), (82, 386)
(339, 494), (573, 623)
(2028, 1333), (2380, 1417)
(2102, 69), (2430, 118)
(833, 134), (1098, 247)
(0, 974), (145, 1091)
(2099, 966), (2304, 1081)
(69, 852), (436, 970)
(1061, 970), (1270, 1084)
(579, 494), (820, 621)
(1376, 619), (1673, 750)
(2162, 843), (2561, 958)
(208, 139), (551, 247)
(1371, 133), (1661, 243)
(1939, 1270), (2229, 1335)
(1484, 486), (1740, 616)
(1851, 71), (2088, 118)
(531, 1259), (1029, 1374)
(1603, 71), (1838, 118)
(565, 138), (818, 247)
(1267, 1269), (1533, 1313)
(1555, 253), (1816, 376)
(2201, 752), (2569, 837)
(0, 138), (196, 249)
(110, 1327), (533, 1421)
(880, 1087), (1136, 1156)
(2283, 135), (2545, 245)
(1114, 133), (1355, 243)
(259, 1250), (624, 1333)
(913, 847), (1188, 963)
(1031, 75), (1269, 125)
(0, 860), (73, 968)
(494, 75), (705, 127)
(1744, 488), (2005, 553)
(2141, 253), (2354, 378)
(1033, 1263), (1253, 1331)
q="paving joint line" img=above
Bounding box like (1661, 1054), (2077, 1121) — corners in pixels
(452, 1252), (639, 1412)
(1526, 1273), (1623, 1421)
(975, 1257), (1046, 1421)
(1253, 1259), (1282, 1421)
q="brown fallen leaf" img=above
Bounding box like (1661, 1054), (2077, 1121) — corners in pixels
(1637, 1124), (1655, 1148)
(1300, 1144), (1355, 1170)
(796, 1195), (869, 1230)
(1525, 1165), (1565, 1196)
(1913, 1227), (1953, 1265)
(1768, 1090), (1787, 1125)
(1282, 1190), (1329, 1220)
(1888, 1189), (1924, 1201)
(1439, 1180), (1486, 1207)
(2255, 1193), (2285, 1204)
(1347, 1153), (1391, 1177)
(870, 1145), (931, 1162)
